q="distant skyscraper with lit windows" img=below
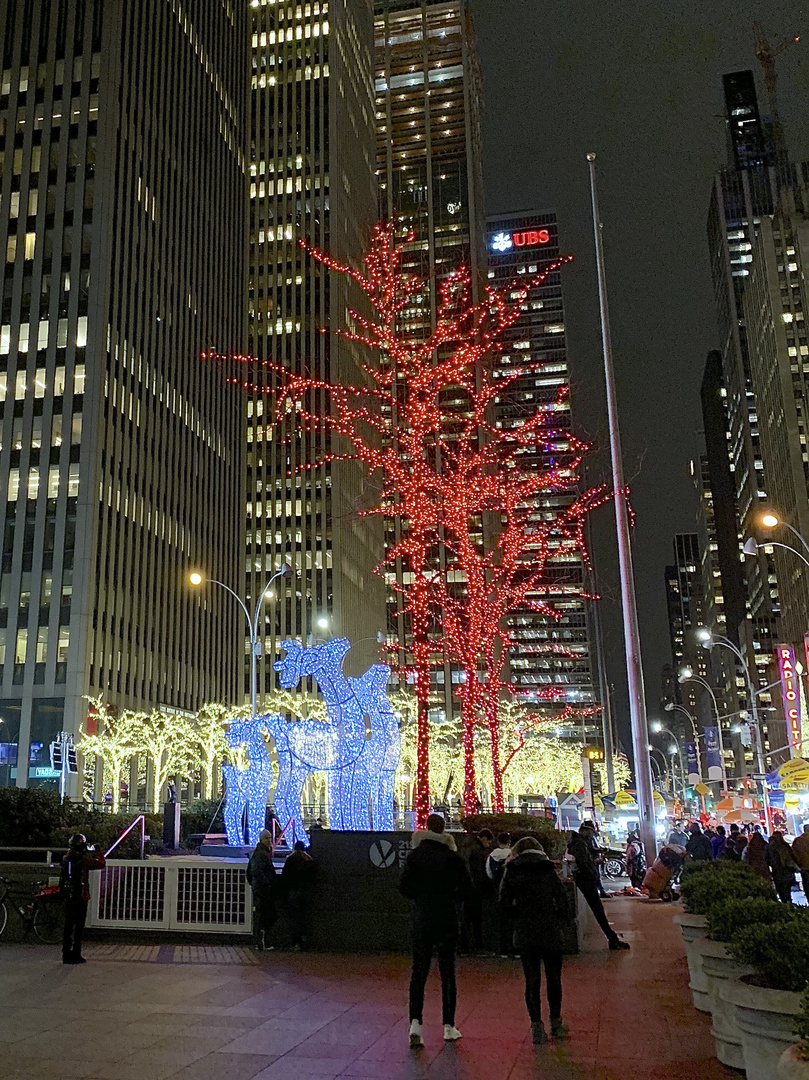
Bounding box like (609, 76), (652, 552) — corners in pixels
(486, 210), (599, 721)
(247, 0), (386, 695)
(0, 0), (247, 793)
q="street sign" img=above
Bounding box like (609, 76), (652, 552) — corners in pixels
(694, 782), (710, 796)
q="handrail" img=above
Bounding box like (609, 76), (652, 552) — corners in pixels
(104, 814), (146, 859)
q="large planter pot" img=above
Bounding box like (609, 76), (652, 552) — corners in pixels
(721, 977), (801, 1080)
(674, 914), (710, 1011)
(778, 1044), (809, 1079)
(697, 938), (754, 1071)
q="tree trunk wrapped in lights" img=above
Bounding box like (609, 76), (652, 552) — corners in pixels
(225, 222), (612, 821)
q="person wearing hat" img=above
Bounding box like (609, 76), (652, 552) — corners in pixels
(566, 822), (629, 950)
(281, 840), (317, 949)
(246, 829), (278, 950)
(59, 833), (106, 964)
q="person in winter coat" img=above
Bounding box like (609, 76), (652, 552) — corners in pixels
(567, 823), (629, 950)
(685, 822), (713, 862)
(742, 830), (772, 882)
(281, 840), (316, 949)
(60, 833), (106, 964)
(499, 837), (572, 1045)
(486, 833), (514, 956)
(711, 825), (728, 859)
(461, 831), (489, 952)
(246, 829), (278, 950)
(399, 814), (473, 1047)
(791, 825), (809, 899)
(768, 832), (799, 903)
(625, 830), (645, 888)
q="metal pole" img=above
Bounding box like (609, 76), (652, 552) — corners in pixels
(587, 153), (657, 864)
(589, 581), (616, 792)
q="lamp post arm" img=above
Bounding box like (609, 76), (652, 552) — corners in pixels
(782, 521), (809, 560)
(251, 567), (288, 638)
(764, 539), (809, 571)
(206, 579), (253, 638)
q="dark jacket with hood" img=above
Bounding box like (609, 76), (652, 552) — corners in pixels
(399, 830), (473, 937)
(499, 850), (571, 953)
(247, 843), (277, 895)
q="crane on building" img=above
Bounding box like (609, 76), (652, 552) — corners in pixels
(753, 21), (800, 172)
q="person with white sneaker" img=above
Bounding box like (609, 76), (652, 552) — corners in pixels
(399, 813), (473, 1046)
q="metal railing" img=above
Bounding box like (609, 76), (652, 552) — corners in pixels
(86, 859), (251, 934)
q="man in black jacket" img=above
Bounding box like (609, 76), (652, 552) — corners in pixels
(567, 822), (629, 950)
(399, 814), (473, 1047)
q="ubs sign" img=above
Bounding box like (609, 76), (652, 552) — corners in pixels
(490, 228), (551, 253)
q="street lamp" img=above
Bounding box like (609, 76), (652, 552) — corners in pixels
(743, 535), (809, 571)
(760, 512), (809, 558)
(189, 564), (294, 717)
(678, 668), (727, 788)
(651, 721), (685, 798)
(696, 628), (771, 829)
(665, 701), (703, 771)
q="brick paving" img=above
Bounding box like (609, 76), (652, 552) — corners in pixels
(0, 896), (735, 1079)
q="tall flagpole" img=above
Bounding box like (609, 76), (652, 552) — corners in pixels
(587, 153), (657, 864)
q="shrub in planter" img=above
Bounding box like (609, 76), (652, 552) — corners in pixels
(707, 898), (798, 943)
(681, 862), (775, 915)
(729, 915), (809, 992)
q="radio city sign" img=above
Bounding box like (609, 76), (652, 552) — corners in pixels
(490, 228), (551, 253)
(778, 643), (803, 754)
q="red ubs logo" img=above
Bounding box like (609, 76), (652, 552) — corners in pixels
(513, 229), (550, 247)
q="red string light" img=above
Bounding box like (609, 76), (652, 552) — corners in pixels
(219, 222), (614, 823)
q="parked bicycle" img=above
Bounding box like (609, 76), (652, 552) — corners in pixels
(0, 875), (65, 944)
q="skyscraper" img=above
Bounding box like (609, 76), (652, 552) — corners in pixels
(247, 0), (386, 692)
(0, 0), (247, 792)
(486, 211), (600, 722)
(374, 0), (486, 722)
(743, 192), (809, 649)
(723, 70), (771, 172)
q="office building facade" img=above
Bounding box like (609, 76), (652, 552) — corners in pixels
(248, 0), (386, 692)
(0, 0), (248, 792)
(486, 210), (599, 721)
(374, 0), (486, 722)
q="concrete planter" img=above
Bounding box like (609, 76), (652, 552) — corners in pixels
(721, 977), (801, 1080)
(697, 938), (754, 1071)
(778, 1044), (809, 1079)
(673, 913), (710, 1011)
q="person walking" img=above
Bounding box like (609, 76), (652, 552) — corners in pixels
(667, 821), (690, 848)
(711, 825), (728, 859)
(59, 833), (106, 964)
(768, 831), (799, 903)
(499, 837), (572, 1045)
(399, 813), (473, 1046)
(685, 822), (713, 862)
(567, 822), (629, 950)
(281, 840), (316, 950)
(247, 828), (278, 950)
(791, 824), (809, 900)
(742, 829), (772, 882)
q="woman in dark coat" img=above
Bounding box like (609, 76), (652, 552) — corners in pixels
(767, 831), (799, 903)
(246, 829), (278, 950)
(499, 836), (572, 1045)
(743, 830), (772, 882)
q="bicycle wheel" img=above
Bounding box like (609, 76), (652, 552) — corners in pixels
(33, 900), (65, 945)
(0, 901), (7, 938)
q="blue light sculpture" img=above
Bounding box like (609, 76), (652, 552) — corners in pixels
(221, 638), (401, 844)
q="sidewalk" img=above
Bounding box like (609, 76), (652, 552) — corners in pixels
(0, 897), (735, 1080)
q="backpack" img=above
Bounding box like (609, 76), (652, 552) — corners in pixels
(487, 851), (509, 886)
(59, 856), (80, 901)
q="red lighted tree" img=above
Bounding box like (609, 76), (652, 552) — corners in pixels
(229, 222), (607, 821)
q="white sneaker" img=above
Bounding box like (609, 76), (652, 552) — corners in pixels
(409, 1019), (423, 1047)
(443, 1024), (462, 1041)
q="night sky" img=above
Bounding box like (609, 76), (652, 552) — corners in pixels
(470, 0), (809, 750)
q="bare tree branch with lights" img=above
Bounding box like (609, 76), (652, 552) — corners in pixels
(224, 222), (611, 822)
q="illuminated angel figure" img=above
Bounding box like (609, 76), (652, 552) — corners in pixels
(272, 638), (400, 834)
(222, 714), (278, 847)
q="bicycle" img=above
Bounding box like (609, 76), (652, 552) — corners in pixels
(0, 875), (66, 944)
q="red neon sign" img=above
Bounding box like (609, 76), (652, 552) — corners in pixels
(778, 643), (802, 754)
(513, 229), (550, 247)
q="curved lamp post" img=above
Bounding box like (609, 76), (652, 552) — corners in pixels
(696, 628), (770, 829)
(677, 668), (726, 788)
(189, 564), (293, 717)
